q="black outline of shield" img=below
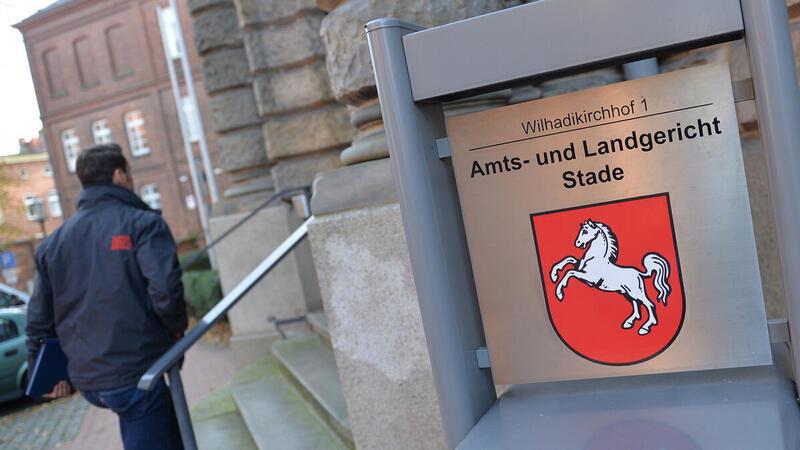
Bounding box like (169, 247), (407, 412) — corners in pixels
(530, 192), (687, 366)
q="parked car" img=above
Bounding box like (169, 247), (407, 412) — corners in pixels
(0, 307), (27, 403)
(0, 283), (29, 308)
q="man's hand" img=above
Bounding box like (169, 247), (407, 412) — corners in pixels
(43, 380), (71, 399)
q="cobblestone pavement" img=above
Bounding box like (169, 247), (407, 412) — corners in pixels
(0, 394), (88, 450)
(0, 341), (235, 450)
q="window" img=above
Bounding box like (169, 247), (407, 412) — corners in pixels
(0, 291), (24, 308)
(19, 168), (29, 180)
(0, 318), (18, 342)
(44, 165), (53, 177)
(125, 110), (150, 156)
(48, 191), (62, 218)
(181, 96), (201, 143)
(24, 194), (44, 221)
(92, 119), (112, 144)
(61, 128), (80, 172)
(140, 184), (161, 210)
(160, 7), (183, 60)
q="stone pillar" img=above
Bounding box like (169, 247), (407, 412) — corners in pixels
(188, 0), (273, 212)
(188, 0), (312, 364)
(309, 2), (510, 448)
(319, 0), (507, 165)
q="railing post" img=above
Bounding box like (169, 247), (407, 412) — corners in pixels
(741, 0), (800, 384)
(167, 366), (198, 450)
(367, 19), (496, 448)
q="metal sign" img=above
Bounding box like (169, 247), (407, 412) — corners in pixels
(446, 64), (771, 384)
(0, 252), (15, 270)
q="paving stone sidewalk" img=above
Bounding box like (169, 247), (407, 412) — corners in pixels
(0, 394), (88, 450)
(0, 341), (235, 450)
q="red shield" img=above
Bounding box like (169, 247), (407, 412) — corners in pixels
(530, 193), (685, 365)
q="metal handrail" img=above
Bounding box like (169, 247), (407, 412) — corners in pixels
(180, 186), (310, 270)
(138, 218), (313, 450)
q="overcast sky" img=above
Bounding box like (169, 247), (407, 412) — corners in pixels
(0, 0), (58, 156)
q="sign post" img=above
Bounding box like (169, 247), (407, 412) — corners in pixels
(741, 0), (800, 385)
(366, 20), (496, 447)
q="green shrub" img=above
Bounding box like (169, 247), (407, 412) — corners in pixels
(179, 250), (212, 271)
(182, 270), (222, 318)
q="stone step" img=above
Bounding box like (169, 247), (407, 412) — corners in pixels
(194, 411), (257, 450)
(190, 369), (257, 450)
(306, 310), (331, 345)
(232, 358), (348, 450)
(272, 335), (352, 445)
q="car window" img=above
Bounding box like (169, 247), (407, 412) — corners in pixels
(0, 318), (18, 342)
(0, 291), (24, 308)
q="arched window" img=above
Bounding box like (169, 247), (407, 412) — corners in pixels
(125, 110), (150, 156)
(61, 128), (80, 172)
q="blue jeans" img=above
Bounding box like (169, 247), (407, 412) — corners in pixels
(82, 379), (184, 450)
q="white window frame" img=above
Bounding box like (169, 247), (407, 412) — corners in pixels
(23, 193), (43, 221)
(92, 119), (113, 144)
(61, 128), (80, 172)
(43, 165), (53, 177)
(125, 110), (151, 157)
(140, 183), (161, 210)
(47, 190), (62, 218)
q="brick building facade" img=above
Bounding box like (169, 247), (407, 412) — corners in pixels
(0, 150), (63, 291)
(14, 0), (227, 241)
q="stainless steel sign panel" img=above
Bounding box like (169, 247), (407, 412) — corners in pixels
(404, 0), (743, 101)
(446, 65), (771, 385)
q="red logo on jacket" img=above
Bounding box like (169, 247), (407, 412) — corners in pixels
(110, 235), (133, 251)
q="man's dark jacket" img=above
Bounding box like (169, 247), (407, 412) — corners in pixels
(26, 183), (187, 391)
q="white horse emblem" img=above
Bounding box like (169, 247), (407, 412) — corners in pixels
(550, 219), (671, 335)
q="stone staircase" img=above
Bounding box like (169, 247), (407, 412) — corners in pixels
(192, 311), (352, 449)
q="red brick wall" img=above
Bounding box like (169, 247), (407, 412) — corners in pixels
(17, 0), (228, 241)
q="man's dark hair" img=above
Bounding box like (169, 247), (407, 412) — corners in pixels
(76, 144), (129, 187)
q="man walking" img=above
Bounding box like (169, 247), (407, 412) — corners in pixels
(26, 144), (187, 450)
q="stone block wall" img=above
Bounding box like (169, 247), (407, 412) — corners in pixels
(318, 0), (507, 165)
(233, 0), (354, 190)
(188, 0), (273, 213)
